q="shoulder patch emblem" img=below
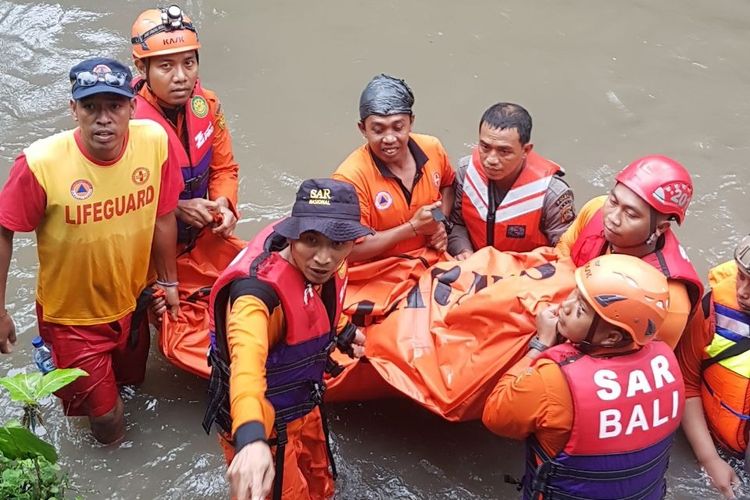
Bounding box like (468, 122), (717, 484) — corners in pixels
(190, 96), (209, 119)
(374, 191), (393, 210)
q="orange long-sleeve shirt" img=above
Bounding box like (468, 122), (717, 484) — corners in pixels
(555, 196), (691, 348)
(482, 355), (573, 457)
(137, 83), (240, 212)
(226, 274), (349, 448)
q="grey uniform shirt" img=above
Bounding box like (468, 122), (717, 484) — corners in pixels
(447, 154), (576, 255)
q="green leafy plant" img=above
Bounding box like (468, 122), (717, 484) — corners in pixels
(0, 369), (87, 433)
(0, 368), (87, 499)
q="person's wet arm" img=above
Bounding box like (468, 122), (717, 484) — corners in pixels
(0, 153), (46, 353)
(0, 227), (15, 353)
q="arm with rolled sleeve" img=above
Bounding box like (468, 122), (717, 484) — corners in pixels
(676, 299), (739, 497)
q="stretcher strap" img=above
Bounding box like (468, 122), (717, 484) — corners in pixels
(319, 403), (338, 479)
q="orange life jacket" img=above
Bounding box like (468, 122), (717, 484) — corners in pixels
(461, 148), (561, 252)
(134, 79), (215, 242)
(700, 261), (750, 456)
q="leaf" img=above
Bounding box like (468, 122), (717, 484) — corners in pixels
(35, 368), (88, 399)
(0, 425), (57, 462)
(0, 372), (42, 404)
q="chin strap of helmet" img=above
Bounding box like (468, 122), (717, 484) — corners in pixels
(575, 315), (600, 354)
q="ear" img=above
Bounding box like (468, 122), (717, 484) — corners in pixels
(655, 219), (671, 237)
(69, 100), (78, 121)
(600, 327), (625, 347)
(129, 98), (136, 119)
(133, 58), (147, 77)
(409, 114), (415, 125)
(522, 142), (534, 155)
(357, 120), (366, 135)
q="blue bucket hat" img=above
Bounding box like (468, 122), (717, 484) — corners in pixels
(69, 57), (135, 100)
(274, 179), (374, 242)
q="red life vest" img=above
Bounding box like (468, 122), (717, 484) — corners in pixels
(700, 261), (750, 456)
(524, 341), (684, 499)
(569, 207), (703, 309)
(134, 80), (215, 241)
(202, 226), (347, 435)
(460, 148), (561, 252)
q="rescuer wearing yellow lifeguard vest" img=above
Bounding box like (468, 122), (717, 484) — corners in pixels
(448, 102), (575, 258)
(0, 57), (182, 444)
(676, 235), (750, 499)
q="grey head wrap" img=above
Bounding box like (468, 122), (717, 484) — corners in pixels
(359, 74), (414, 121)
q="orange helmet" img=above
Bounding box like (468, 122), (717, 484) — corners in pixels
(131, 5), (200, 60)
(575, 254), (669, 345)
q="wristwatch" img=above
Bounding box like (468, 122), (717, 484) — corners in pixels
(528, 336), (550, 353)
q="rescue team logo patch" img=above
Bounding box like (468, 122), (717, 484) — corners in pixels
(132, 167), (150, 185)
(190, 96), (209, 119)
(70, 179), (93, 200)
(433, 172), (441, 187)
(309, 188), (332, 205)
(506, 225), (526, 239)
(374, 191), (393, 210)
(91, 64), (112, 75)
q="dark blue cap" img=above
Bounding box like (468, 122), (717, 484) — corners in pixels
(273, 179), (374, 242)
(69, 57), (135, 100)
(32, 336), (44, 348)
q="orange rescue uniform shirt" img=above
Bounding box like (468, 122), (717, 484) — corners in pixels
(137, 84), (240, 212)
(227, 288), (349, 439)
(333, 134), (455, 258)
(556, 196), (691, 348)
(482, 355), (573, 457)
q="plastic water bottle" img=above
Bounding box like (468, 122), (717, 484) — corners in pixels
(31, 336), (56, 374)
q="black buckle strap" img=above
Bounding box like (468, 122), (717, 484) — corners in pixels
(184, 167), (210, 195)
(319, 403), (338, 480)
(272, 424), (288, 500)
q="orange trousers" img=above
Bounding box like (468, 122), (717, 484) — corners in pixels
(220, 408), (335, 500)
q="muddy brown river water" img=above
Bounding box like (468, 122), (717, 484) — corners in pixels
(1, 1), (750, 498)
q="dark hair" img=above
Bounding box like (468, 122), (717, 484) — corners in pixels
(479, 103), (532, 145)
